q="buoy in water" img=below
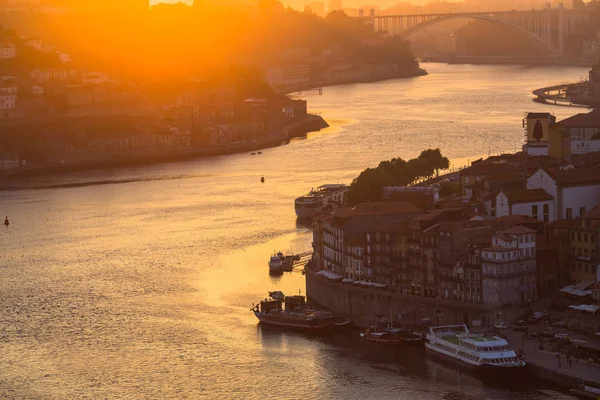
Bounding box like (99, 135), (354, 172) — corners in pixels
(260, 176), (265, 183)
(4, 216), (9, 227)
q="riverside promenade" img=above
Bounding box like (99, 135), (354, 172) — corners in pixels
(503, 329), (600, 389)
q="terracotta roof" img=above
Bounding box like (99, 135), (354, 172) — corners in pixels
(494, 232), (516, 242)
(543, 165), (600, 186)
(527, 112), (554, 119)
(549, 218), (578, 228)
(369, 220), (410, 233)
(334, 201), (423, 218)
(502, 225), (536, 234)
(411, 209), (451, 221)
(581, 205), (600, 220)
(557, 110), (600, 129)
(496, 215), (542, 225)
(502, 188), (553, 203)
(571, 151), (600, 166)
(439, 219), (491, 232)
(460, 162), (515, 177)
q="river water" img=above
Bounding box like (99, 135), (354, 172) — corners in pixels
(0, 63), (591, 399)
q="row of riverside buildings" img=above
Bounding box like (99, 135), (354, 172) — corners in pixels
(311, 110), (600, 322)
(0, 28), (310, 170)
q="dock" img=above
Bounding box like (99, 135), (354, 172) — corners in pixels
(282, 251), (312, 272)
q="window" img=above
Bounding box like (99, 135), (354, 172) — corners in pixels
(584, 233), (588, 243)
(566, 208), (573, 219)
(578, 233), (582, 241)
(580, 207), (586, 216)
(532, 205), (538, 216)
(543, 204), (549, 213)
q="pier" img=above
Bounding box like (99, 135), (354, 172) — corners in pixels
(282, 251), (312, 272)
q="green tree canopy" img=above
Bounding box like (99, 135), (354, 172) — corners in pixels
(346, 149), (449, 205)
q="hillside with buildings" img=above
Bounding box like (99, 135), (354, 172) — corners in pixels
(308, 109), (600, 332)
(0, 1), (426, 174)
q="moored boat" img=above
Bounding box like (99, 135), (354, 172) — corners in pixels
(268, 251), (285, 275)
(251, 292), (336, 331)
(425, 324), (526, 373)
(361, 326), (425, 346)
(294, 184), (347, 219)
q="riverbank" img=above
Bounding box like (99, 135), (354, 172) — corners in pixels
(532, 82), (600, 108)
(281, 65), (428, 95)
(420, 56), (594, 68)
(0, 114), (328, 186)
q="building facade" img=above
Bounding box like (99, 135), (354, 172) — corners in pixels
(481, 226), (537, 307)
(569, 206), (600, 283)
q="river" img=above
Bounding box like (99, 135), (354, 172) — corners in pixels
(0, 63), (591, 399)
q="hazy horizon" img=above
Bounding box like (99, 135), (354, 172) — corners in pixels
(149, 0), (433, 8)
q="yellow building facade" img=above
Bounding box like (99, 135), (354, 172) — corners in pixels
(569, 207), (600, 283)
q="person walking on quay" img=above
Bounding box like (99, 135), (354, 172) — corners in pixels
(556, 352), (562, 367)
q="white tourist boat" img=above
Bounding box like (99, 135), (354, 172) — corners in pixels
(294, 184), (347, 219)
(425, 324), (526, 372)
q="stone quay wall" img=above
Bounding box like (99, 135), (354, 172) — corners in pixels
(306, 268), (525, 329)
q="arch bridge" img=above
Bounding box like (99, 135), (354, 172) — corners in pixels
(366, 8), (587, 57)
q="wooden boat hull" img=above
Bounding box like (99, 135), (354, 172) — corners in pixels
(254, 312), (334, 332)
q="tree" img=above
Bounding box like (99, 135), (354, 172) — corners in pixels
(345, 149), (450, 205)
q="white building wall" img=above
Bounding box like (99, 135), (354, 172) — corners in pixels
(572, 140), (600, 154)
(25, 39), (42, 51)
(495, 192), (510, 217)
(527, 169), (557, 197)
(527, 169), (558, 218)
(562, 185), (600, 219)
(526, 146), (548, 156)
(0, 46), (16, 59)
(0, 93), (16, 109)
(511, 200), (554, 223)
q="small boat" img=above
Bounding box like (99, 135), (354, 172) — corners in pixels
(268, 251), (285, 275)
(334, 315), (353, 329)
(260, 176), (265, 183)
(257, 151), (262, 154)
(251, 292), (336, 332)
(361, 326), (424, 346)
(250, 152), (256, 155)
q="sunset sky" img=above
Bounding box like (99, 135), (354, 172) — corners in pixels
(149, 0), (427, 8)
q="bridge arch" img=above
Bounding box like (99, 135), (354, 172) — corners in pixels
(380, 14), (560, 56)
